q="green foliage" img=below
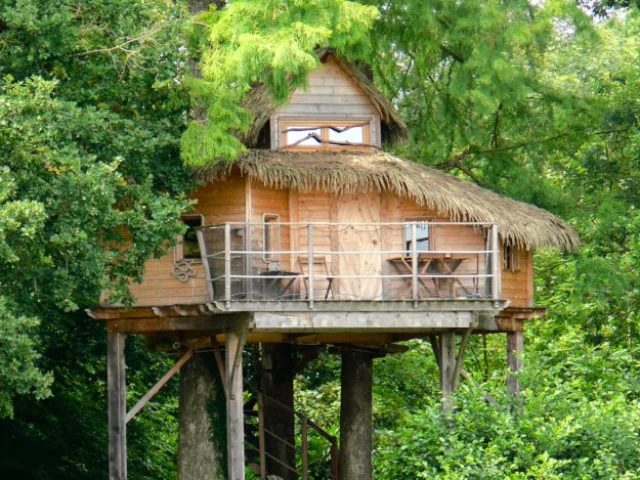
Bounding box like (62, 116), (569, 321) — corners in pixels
(0, 1), (192, 478)
(0, 297), (53, 419)
(182, 0), (379, 164)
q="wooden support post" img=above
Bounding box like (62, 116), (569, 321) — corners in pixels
(301, 417), (309, 480)
(330, 438), (339, 480)
(226, 328), (248, 480)
(339, 348), (373, 480)
(257, 394), (267, 480)
(108, 332), (127, 480)
(262, 344), (297, 479)
(451, 328), (473, 393)
(507, 331), (524, 396)
(439, 332), (456, 412)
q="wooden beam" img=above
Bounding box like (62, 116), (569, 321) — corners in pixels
(451, 328), (473, 392)
(253, 311), (473, 333)
(108, 332), (127, 480)
(125, 338), (207, 424)
(215, 299), (508, 314)
(106, 313), (250, 334)
(210, 337), (227, 397)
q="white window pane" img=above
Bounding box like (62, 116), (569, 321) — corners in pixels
(405, 221), (431, 252)
(329, 126), (364, 144)
(286, 127), (322, 146)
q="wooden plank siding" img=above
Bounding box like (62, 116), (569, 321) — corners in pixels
(109, 178), (247, 307)
(107, 178), (533, 308)
(501, 248), (534, 307)
(250, 181), (292, 273)
(270, 58), (381, 149)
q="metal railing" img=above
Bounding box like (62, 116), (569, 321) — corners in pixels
(197, 222), (502, 307)
(247, 392), (339, 480)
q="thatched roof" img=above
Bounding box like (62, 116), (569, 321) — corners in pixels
(241, 52), (409, 147)
(192, 150), (579, 251)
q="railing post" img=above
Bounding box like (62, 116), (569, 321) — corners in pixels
(411, 222), (418, 307)
(301, 417), (309, 480)
(491, 224), (501, 302)
(330, 437), (339, 480)
(196, 229), (215, 301)
(246, 223), (253, 301)
(307, 224), (314, 309)
(224, 223), (231, 308)
(257, 394), (266, 480)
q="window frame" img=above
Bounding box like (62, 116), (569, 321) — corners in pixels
(174, 213), (204, 264)
(403, 216), (436, 255)
(281, 119), (371, 151)
(262, 213), (282, 264)
(503, 245), (521, 272)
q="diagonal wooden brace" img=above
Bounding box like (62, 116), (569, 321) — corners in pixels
(125, 337), (207, 424)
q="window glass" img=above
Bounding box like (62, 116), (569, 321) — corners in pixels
(329, 125), (364, 145)
(286, 127), (322, 147)
(404, 217), (434, 254)
(182, 217), (202, 259)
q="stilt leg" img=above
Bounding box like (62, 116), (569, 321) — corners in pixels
(507, 331), (524, 395)
(226, 330), (247, 480)
(439, 332), (456, 411)
(108, 331), (127, 480)
(339, 348), (373, 480)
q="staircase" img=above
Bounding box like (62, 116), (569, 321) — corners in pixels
(243, 391), (339, 480)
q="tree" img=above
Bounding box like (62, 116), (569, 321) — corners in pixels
(181, 0), (380, 164)
(0, 1), (193, 478)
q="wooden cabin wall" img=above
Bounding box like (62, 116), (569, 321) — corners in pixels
(333, 192), (383, 300)
(249, 182), (291, 272)
(292, 191), (334, 299)
(118, 177), (247, 307)
(270, 58), (381, 149)
(501, 248), (534, 307)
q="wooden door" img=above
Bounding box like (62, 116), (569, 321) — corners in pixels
(334, 193), (382, 300)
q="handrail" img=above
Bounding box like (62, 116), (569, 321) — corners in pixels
(200, 221), (497, 227)
(201, 221), (501, 304)
(252, 390), (339, 479)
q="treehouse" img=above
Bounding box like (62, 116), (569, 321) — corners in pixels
(91, 53), (578, 480)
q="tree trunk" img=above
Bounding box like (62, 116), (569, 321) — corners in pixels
(178, 354), (223, 480)
(188, 0), (225, 14)
(339, 349), (373, 480)
(262, 343), (297, 479)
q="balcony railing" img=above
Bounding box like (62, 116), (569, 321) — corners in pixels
(197, 222), (501, 307)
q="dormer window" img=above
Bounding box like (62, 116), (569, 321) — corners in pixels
(282, 120), (369, 150)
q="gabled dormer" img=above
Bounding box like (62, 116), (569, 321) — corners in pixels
(241, 51), (408, 150)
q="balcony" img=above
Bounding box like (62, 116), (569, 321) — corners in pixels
(197, 222), (504, 313)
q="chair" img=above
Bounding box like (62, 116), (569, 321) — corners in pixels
(297, 255), (336, 300)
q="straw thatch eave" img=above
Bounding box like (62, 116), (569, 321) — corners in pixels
(241, 52), (409, 148)
(192, 150), (580, 251)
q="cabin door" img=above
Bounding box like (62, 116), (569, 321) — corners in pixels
(334, 193), (382, 300)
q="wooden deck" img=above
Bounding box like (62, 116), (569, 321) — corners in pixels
(86, 300), (541, 345)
